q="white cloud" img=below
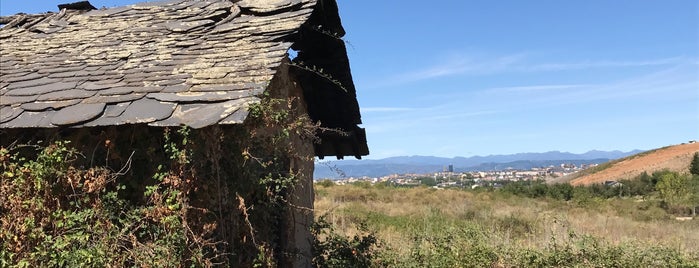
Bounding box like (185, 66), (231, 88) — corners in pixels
(484, 84), (588, 94)
(518, 57), (690, 72)
(361, 107), (416, 112)
(366, 53), (695, 88)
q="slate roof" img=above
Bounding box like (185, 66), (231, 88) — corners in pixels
(0, 0), (368, 159)
(0, 0), (318, 129)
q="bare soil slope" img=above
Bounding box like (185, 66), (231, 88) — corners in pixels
(568, 142), (699, 186)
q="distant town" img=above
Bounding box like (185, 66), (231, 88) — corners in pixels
(315, 163), (598, 189)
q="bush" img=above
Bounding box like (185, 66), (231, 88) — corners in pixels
(0, 142), (217, 267)
(317, 179), (336, 187)
(418, 177), (437, 187)
(311, 215), (381, 267)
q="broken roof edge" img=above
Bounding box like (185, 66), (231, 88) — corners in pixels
(0, 1), (96, 26)
(289, 0), (368, 159)
(57, 1), (97, 12)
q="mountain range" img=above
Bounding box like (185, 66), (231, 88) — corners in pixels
(314, 150), (644, 179)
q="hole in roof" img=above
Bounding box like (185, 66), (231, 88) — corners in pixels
(287, 48), (298, 60)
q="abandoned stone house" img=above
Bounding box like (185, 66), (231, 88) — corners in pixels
(0, 0), (367, 266)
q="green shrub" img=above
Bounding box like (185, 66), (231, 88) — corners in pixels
(311, 215), (381, 268)
(0, 141), (216, 267)
(317, 179), (336, 187)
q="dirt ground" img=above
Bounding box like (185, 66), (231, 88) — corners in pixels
(570, 142), (699, 186)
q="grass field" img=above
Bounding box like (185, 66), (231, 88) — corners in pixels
(314, 184), (699, 267)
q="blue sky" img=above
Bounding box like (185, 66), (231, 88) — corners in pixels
(2, 0), (698, 158)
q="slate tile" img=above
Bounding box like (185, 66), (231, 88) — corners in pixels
(88, 6), (131, 17)
(117, 98), (176, 124)
(47, 71), (78, 78)
(49, 20), (69, 27)
(190, 75), (262, 86)
(93, 78), (126, 85)
(219, 106), (251, 124)
(6, 81), (78, 96)
(106, 51), (132, 60)
(121, 68), (145, 75)
(84, 65), (103, 71)
(123, 82), (149, 88)
(182, 9), (228, 22)
(0, 67), (23, 76)
(21, 99), (82, 111)
(37, 89), (96, 101)
(123, 71), (171, 81)
(0, 95), (39, 105)
(151, 98), (251, 128)
(51, 103), (106, 125)
(144, 65), (176, 73)
(238, 0), (301, 14)
(132, 86), (163, 93)
(189, 82), (267, 92)
(174, 40), (201, 47)
(168, 10), (206, 21)
(98, 86), (139, 96)
(163, 20), (214, 33)
(132, 0), (181, 8)
(169, 54), (201, 61)
(146, 90), (258, 102)
(162, 84), (192, 93)
(4, 72), (44, 83)
(102, 102), (131, 117)
(82, 93), (145, 104)
(154, 79), (186, 87)
(1, 111), (55, 128)
(83, 114), (122, 127)
(40, 64), (87, 75)
(206, 1), (236, 11)
(79, 81), (118, 90)
(94, 40), (122, 47)
(85, 74), (126, 82)
(99, 63), (124, 71)
(0, 106), (23, 123)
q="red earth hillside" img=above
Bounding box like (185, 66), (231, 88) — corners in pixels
(569, 142), (699, 186)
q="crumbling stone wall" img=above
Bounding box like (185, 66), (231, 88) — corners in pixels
(0, 59), (316, 267)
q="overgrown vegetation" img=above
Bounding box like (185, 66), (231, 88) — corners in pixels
(315, 183), (699, 267)
(311, 215), (379, 267)
(0, 139), (219, 267)
(2, 113), (696, 268)
(497, 169), (699, 216)
(0, 92), (320, 267)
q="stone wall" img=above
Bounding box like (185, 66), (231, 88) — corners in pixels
(0, 58), (317, 267)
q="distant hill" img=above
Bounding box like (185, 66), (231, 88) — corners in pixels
(314, 150), (642, 179)
(551, 143), (699, 186)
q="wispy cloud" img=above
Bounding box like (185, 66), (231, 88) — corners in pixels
(370, 54), (525, 87)
(481, 64), (699, 107)
(421, 110), (500, 121)
(361, 107), (416, 113)
(406, 54), (525, 81)
(484, 84), (588, 94)
(367, 53), (694, 88)
(364, 108), (498, 134)
(518, 57), (690, 72)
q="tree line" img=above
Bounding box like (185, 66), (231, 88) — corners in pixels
(500, 152), (699, 216)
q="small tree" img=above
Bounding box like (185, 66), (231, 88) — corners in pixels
(690, 152), (699, 176)
(689, 178), (699, 217)
(656, 172), (692, 214)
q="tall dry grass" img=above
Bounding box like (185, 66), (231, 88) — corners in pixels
(314, 184), (699, 266)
